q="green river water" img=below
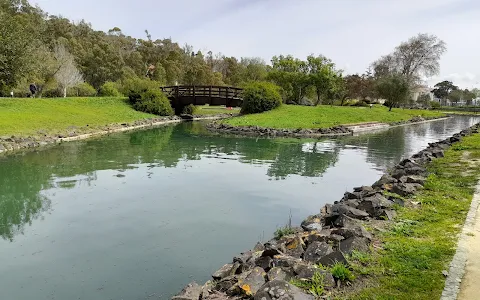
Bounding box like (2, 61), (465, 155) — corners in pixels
(0, 116), (479, 299)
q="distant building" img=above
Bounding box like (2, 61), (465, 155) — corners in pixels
(411, 85), (434, 102)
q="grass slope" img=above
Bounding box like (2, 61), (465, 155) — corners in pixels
(0, 97), (156, 136)
(346, 132), (480, 299)
(224, 105), (445, 129)
(195, 106), (240, 116)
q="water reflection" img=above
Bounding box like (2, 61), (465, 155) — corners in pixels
(1, 116), (478, 244)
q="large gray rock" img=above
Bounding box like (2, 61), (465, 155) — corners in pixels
(333, 214), (358, 228)
(357, 193), (393, 217)
(254, 280), (315, 300)
(255, 256), (273, 271)
(172, 282), (202, 300)
(267, 267), (293, 281)
(212, 264), (239, 280)
(262, 242), (283, 257)
(272, 255), (302, 268)
(339, 236), (370, 254)
(405, 175), (426, 185)
(373, 174), (397, 189)
(301, 215), (323, 232)
(292, 263), (315, 279)
(331, 204), (369, 220)
(318, 251), (348, 267)
(235, 267), (266, 296)
(392, 183), (418, 196)
(303, 241), (333, 264)
(281, 235), (305, 258)
(331, 225), (372, 241)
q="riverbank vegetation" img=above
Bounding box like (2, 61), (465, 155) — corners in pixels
(343, 132), (480, 299)
(0, 97), (156, 136)
(224, 105), (445, 129)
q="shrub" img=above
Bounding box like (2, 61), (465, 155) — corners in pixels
(330, 262), (355, 282)
(131, 89), (173, 116)
(99, 82), (122, 97)
(182, 104), (197, 115)
(290, 271), (325, 297)
(68, 82), (97, 97)
(42, 88), (62, 98)
(241, 81), (282, 114)
(120, 77), (161, 98)
(430, 101), (441, 109)
(274, 226), (296, 240)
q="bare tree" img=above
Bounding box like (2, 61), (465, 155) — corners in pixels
(372, 33), (446, 83)
(54, 44), (83, 97)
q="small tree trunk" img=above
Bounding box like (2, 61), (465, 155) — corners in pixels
(316, 88), (321, 105)
(63, 87), (67, 98)
(389, 104), (393, 111)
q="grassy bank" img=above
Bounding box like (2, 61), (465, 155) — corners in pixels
(0, 97), (156, 136)
(345, 132), (480, 299)
(195, 105), (240, 116)
(223, 105), (445, 129)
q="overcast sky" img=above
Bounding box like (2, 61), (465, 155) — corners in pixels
(34, 0), (480, 89)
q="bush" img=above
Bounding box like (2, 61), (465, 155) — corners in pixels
(99, 82), (122, 97)
(182, 104), (197, 115)
(131, 89), (173, 116)
(42, 88), (63, 98)
(430, 101), (441, 109)
(68, 82), (97, 97)
(241, 81), (282, 114)
(120, 77), (161, 98)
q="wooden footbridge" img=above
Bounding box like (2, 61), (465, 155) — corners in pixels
(160, 85), (243, 114)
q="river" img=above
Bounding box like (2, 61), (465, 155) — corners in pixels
(0, 116), (479, 300)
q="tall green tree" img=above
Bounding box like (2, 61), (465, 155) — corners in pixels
(375, 73), (410, 111)
(432, 80), (458, 105)
(268, 55), (309, 103)
(306, 55), (339, 105)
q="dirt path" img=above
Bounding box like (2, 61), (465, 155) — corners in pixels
(458, 184), (480, 299)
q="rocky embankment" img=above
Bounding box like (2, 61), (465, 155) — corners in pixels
(173, 123), (480, 300)
(206, 115), (446, 138)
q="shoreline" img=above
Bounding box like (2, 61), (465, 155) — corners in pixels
(0, 114), (234, 156)
(173, 122), (480, 300)
(206, 115), (450, 138)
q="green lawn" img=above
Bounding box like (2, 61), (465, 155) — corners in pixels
(0, 97), (156, 136)
(224, 105), (445, 129)
(346, 132), (480, 299)
(194, 105), (240, 116)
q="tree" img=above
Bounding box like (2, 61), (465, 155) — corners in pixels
(54, 44), (83, 97)
(448, 89), (463, 105)
(268, 55), (309, 103)
(375, 74), (410, 111)
(372, 33), (446, 84)
(462, 89), (476, 106)
(306, 55), (339, 105)
(0, 11), (37, 92)
(418, 94), (432, 107)
(472, 88), (480, 98)
(344, 74), (376, 102)
(432, 80), (458, 105)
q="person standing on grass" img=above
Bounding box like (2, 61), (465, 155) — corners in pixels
(29, 83), (37, 98)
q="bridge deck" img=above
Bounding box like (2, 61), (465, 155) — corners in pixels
(160, 86), (243, 111)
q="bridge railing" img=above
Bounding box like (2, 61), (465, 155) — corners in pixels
(160, 86), (243, 100)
